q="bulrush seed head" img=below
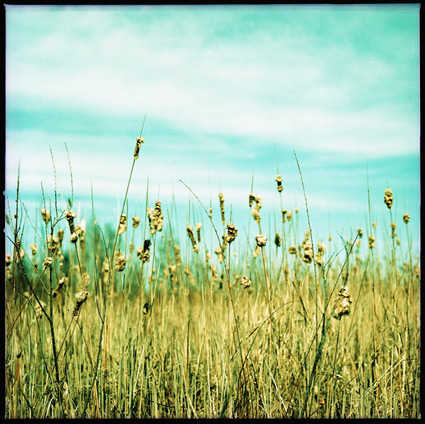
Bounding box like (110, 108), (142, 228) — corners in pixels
(275, 174), (283, 192)
(30, 243), (38, 256)
(357, 228), (363, 238)
(253, 245), (261, 258)
(288, 245), (297, 255)
(286, 210), (292, 221)
(218, 192), (225, 225)
(368, 234), (375, 249)
(281, 210), (287, 223)
(73, 290), (89, 316)
(186, 226), (199, 252)
(41, 209), (51, 224)
(391, 222), (397, 238)
(251, 196), (263, 224)
(226, 223), (238, 244)
(147, 201), (164, 234)
(134, 136), (144, 159)
(302, 241), (313, 264)
(66, 210), (76, 234)
(249, 193), (255, 208)
(115, 252), (127, 272)
(195, 223), (202, 243)
(136, 239), (151, 263)
(214, 246), (224, 263)
(174, 244), (182, 267)
(43, 257), (53, 269)
(6, 253), (12, 266)
(57, 229), (64, 246)
(240, 275), (252, 289)
(118, 223), (127, 235)
(384, 188), (393, 209)
(132, 216), (141, 228)
(70, 232), (78, 244)
(47, 235), (60, 257)
(403, 213), (410, 224)
(274, 233), (282, 247)
(333, 286), (352, 319)
(118, 214), (127, 235)
(256, 234), (267, 248)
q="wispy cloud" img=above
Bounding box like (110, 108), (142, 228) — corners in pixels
(7, 5), (419, 160)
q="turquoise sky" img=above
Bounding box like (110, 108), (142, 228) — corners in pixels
(5, 5), (420, 256)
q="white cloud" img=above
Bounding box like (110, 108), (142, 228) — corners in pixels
(6, 9), (419, 161)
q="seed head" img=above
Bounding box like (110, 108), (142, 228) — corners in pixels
(275, 174), (283, 192)
(66, 210), (76, 234)
(174, 244), (182, 267)
(251, 196), (262, 224)
(115, 252), (127, 272)
(240, 275), (252, 289)
(132, 216), (141, 228)
(286, 210), (292, 221)
(288, 245), (297, 255)
(43, 257), (53, 268)
(186, 226), (199, 252)
(274, 233), (281, 247)
(403, 213), (410, 224)
(41, 209), (51, 224)
(73, 290), (89, 316)
(147, 201), (164, 234)
(368, 234), (375, 249)
(218, 192), (225, 225)
(302, 241), (313, 264)
(5, 253), (13, 266)
(35, 301), (46, 319)
(255, 234), (267, 247)
(70, 232), (78, 244)
(136, 239), (151, 263)
(47, 235), (60, 256)
(391, 222), (397, 238)
(226, 223), (238, 244)
(195, 222), (203, 242)
(252, 245), (261, 258)
(134, 136), (144, 159)
(357, 228), (363, 238)
(384, 188), (393, 209)
(30, 243), (38, 256)
(333, 286), (352, 319)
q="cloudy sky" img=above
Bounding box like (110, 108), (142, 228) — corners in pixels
(5, 4), (420, 254)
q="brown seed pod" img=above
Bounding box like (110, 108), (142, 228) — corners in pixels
(384, 188), (393, 209)
(333, 286), (352, 319)
(41, 209), (51, 224)
(255, 234), (267, 247)
(134, 136), (144, 159)
(226, 223), (238, 244)
(218, 192), (225, 225)
(274, 174), (283, 192)
(240, 275), (252, 289)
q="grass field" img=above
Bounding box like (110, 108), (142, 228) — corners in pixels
(4, 135), (421, 418)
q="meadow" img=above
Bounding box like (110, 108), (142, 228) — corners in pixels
(4, 133), (421, 418)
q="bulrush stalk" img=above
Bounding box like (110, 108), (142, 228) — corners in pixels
(82, 117), (147, 417)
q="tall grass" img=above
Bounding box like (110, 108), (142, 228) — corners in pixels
(4, 136), (420, 418)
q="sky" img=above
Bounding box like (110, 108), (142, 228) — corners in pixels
(5, 4), (421, 257)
